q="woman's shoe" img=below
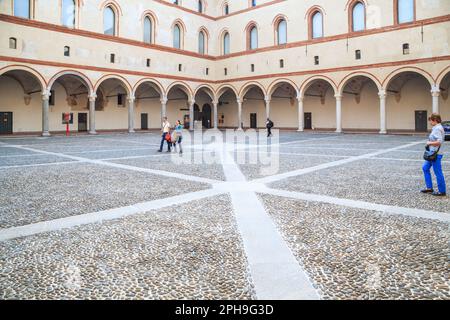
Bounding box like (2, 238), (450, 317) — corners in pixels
(420, 188), (433, 193)
(431, 192), (447, 196)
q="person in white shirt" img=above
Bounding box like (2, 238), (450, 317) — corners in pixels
(158, 117), (171, 152)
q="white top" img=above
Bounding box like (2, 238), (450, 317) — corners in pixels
(429, 123), (445, 155)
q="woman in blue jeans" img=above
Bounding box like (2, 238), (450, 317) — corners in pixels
(421, 113), (446, 196)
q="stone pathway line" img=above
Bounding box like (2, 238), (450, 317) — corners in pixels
(217, 142), (320, 300)
(7, 145), (220, 185)
(0, 188), (225, 242)
(261, 187), (450, 223)
(254, 141), (424, 184)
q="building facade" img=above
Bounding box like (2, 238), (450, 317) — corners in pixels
(0, 0), (449, 135)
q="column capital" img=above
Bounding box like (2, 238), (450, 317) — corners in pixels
(160, 97), (168, 104)
(236, 98), (243, 105)
(212, 100), (219, 106)
(88, 94), (97, 102)
(188, 100), (195, 106)
(264, 95), (271, 103)
(334, 94), (343, 100)
(42, 90), (51, 100)
(297, 95), (304, 102)
(378, 90), (387, 98)
(127, 95), (136, 102)
(431, 86), (440, 97)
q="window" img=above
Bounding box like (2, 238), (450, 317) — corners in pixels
(173, 0), (179, 4)
(223, 32), (230, 55)
(397, 0), (415, 24)
(206, 68), (209, 75)
(110, 53), (115, 63)
(146, 59), (151, 67)
(117, 94), (124, 106)
(277, 19), (287, 45)
(62, 0), (75, 28)
(224, 4), (229, 15)
(314, 56), (319, 65)
(64, 46), (70, 57)
(251, 64), (255, 72)
(352, 2), (365, 32)
(198, 0), (203, 13)
(403, 43), (410, 55)
(198, 31), (205, 54)
(178, 64), (182, 71)
(104, 6), (116, 36)
(311, 11), (323, 39)
(173, 24), (181, 49)
(251, 0), (256, 7)
(224, 68), (228, 75)
(279, 59), (284, 68)
(355, 50), (361, 60)
(14, 0), (30, 19)
(144, 16), (152, 44)
(249, 26), (258, 50)
(9, 37), (17, 49)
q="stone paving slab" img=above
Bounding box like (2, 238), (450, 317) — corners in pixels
(0, 195), (256, 300)
(108, 156), (226, 181)
(0, 147), (39, 156)
(0, 154), (74, 167)
(236, 153), (347, 180)
(67, 149), (157, 160)
(270, 158), (450, 213)
(0, 163), (210, 229)
(259, 194), (450, 300)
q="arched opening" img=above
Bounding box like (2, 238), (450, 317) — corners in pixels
(438, 71), (450, 122)
(301, 78), (336, 130)
(241, 84), (266, 129)
(247, 24), (258, 50)
(48, 73), (92, 133)
(395, 0), (415, 24)
(61, 0), (76, 28)
(103, 6), (116, 36)
(166, 83), (192, 130)
(14, 0), (31, 19)
(0, 69), (44, 134)
(194, 86), (215, 129)
(276, 19), (287, 45)
(95, 77), (131, 131)
(340, 75), (380, 131)
(351, 1), (365, 32)
(310, 10), (323, 39)
(173, 24), (182, 49)
(134, 80), (163, 130)
(268, 81), (298, 129)
(217, 86), (238, 128)
(143, 16), (153, 44)
(385, 71), (433, 132)
(198, 31), (206, 54)
(222, 31), (230, 55)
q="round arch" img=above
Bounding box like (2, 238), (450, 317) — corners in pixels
(166, 81), (194, 102)
(132, 78), (165, 97)
(383, 67), (435, 89)
(239, 81), (267, 100)
(299, 75), (337, 97)
(194, 84), (215, 101)
(0, 65), (46, 91)
(47, 70), (94, 95)
(267, 78), (299, 98)
(216, 84), (239, 100)
(436, 65), (450, 88)
(338, 72), (382, 95)
(94, 74), (132, 96)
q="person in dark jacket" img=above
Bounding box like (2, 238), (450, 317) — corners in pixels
(266, 118), (274, 137)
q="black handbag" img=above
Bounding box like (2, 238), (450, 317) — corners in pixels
(423, 145), (440, 162)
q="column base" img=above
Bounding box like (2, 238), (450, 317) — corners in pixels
(297, 128), (304, 132)
(335, 129), (342, 133)
(379, 130), (387, 135)
(128, 129), (135, 133)
(41, 132), (51, 137)
(89, 130), (97, 135)
(237, 127), (243, 131)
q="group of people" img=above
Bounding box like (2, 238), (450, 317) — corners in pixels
(158, 117), (183, 154)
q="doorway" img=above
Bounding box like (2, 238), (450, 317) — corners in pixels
(415, 110), (427, 132)
(304, 113), (312, 130)
(141, 113), (148, 130)
(0, 112), (13, 134)
(250, 113), (257, 129)
(202, 104), (212, 128)
(78, 113), (88, 132)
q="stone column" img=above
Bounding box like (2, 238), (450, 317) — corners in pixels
(297, 96), (304, 132)
(88, 94), (97, 135)
(189, 100), (195, 131)
(41, 90), (51, 137)
(212, 100), (219, 129)
(378, 90), (387, 134)
(237, 99), (243, 130)
(265, 96), (271, 120)
(160, 96), (168, 119)
(128, 96), (135, 133)
(431, 85), (440, 114)
(335, 94), (342, 133)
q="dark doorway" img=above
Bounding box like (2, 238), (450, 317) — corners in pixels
(194, 104), (201, 121)
(202, 104), (212, 128)
(250, 113), (257, 129)
(0, 112), (13, 134)
(78, 113), (88, 132)
(141, 113), (148, 130)
(304, 113), (312, 130)
(415, 110), (427, 132)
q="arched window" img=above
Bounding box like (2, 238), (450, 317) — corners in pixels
(352, 2), (365, 32)
(198, 31), (205, 54)
(173, 24), (181, 49)
(277, 19), (287, 45)
(144, 16), (152, 44)
(103, 6), (116, 36)
(61, 0), (75, 28)
(311, 11), (323, 39)
(224, 4), (229, 15)
(223, 32), (230, 55)
(198, 0), (203, 13)
(249, 26), (258, 50)
(397, 0), (415, 24)
(14, 0), (30, 19)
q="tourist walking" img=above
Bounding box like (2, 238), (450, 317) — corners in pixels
(172, 120), (184, 154)
(421, 113), (446, 196)
(158, 117), (171, 152)
(266, 118), (274, 137)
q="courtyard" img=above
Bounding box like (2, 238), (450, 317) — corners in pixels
(0, 131), (449, 300)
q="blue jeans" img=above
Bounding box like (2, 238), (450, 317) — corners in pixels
(159, 132), (171, 151)
(423, 155), (446, 193)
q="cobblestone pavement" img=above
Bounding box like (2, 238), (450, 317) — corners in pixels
(0, 131), (449, 300)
